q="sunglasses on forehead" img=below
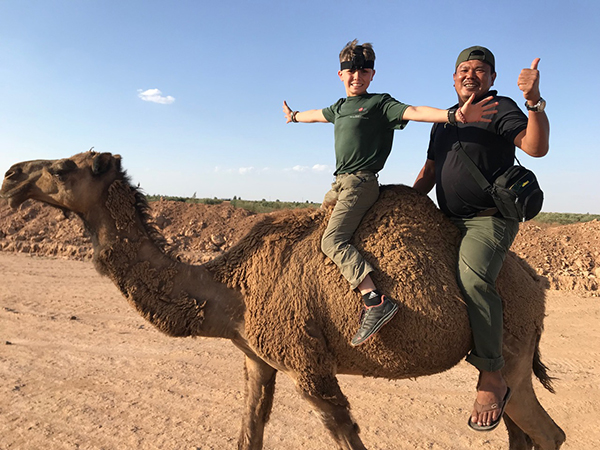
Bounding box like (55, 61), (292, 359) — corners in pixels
(340, 46), (375, 71)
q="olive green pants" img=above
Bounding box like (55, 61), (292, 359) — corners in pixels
(451, 216), (519, 372)
(321, 171), (380, 290)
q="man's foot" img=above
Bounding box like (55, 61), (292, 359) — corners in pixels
(468, 371), (510, 431)
(350, 292), (398, 346)
(468, 387), (511, 432)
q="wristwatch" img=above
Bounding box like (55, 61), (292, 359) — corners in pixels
(525, 97), (546, 112)
(447, 108), (457, 125)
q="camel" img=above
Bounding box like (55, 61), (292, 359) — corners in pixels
(1, 150), (565, 450)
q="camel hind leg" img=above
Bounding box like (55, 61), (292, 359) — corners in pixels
(237, 355), (277, 450)
(503, 414), (534, 450)
(503, 380), (565, 449)
(502, 333), (566, 449)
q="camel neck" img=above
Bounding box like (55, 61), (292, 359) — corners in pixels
(83, 180), (245, 340)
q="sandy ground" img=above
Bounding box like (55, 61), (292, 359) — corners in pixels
(1, 252), (599, 449)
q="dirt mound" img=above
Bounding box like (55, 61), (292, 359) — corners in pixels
(0, 198), (261, 265)
(512, 220), (600, 293)
(1, 198), (598, 295)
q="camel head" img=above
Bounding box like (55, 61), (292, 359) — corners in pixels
(1, 150), (123, 214)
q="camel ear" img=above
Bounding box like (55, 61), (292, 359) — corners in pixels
(92, 152), (114, 175)
(113, 154), (122, 172)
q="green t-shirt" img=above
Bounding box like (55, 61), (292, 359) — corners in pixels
(322, 93), (409, 175)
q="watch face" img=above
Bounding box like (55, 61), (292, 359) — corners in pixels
(527, 98), (545, 112)
(537, 99), (546, 112)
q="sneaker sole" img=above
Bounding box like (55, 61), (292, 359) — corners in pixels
(350, 303), (399, 347)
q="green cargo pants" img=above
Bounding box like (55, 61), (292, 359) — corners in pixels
(321, 171), (380, 290)
(451, 215), (519, 372)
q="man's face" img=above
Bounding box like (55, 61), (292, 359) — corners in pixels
(338, 68), (375, 97)
(453, 60), (496, 103)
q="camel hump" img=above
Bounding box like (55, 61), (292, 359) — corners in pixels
(209, 182), (544, 364)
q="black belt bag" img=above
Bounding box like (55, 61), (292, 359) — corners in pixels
(455, 143), (544, 222)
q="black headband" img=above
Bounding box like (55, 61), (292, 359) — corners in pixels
(340, 45), (374, 71)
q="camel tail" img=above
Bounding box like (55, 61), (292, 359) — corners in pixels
(533, 331), (556, 394)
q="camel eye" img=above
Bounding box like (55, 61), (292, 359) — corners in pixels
(50, 169), (68, 181)
(49, 159), (77, 181)
(49, 166), (72, 181)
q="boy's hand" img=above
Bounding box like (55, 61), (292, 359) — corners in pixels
(282, 104), (327, 123)
(460, 95), (498, 123)
(283, 101), (293, 123)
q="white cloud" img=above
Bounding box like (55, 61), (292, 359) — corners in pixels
(312, 164), (330, 172)
(287, 164), (331, 173)
(137, 88), (175, 104)
(215, 165), (322, 176)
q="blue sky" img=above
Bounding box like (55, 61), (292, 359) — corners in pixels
(1, 0), (598, 213)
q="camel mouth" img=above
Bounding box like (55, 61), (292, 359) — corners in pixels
(0, 183), (30, 208)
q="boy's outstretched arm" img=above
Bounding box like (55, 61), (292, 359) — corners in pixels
(403, 94), (498, 124)
(283, 101), (328, 123)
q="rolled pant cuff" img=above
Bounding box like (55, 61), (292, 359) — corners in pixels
(349, 268), (373, 291)
(466, 353), (505, 372)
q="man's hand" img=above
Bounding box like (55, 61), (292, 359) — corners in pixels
(518, 58), (541, 103)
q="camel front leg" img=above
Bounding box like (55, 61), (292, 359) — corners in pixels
(296, 373), (366, 450)
(237, 355), (277, 450)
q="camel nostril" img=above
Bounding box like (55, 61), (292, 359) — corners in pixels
(5, 168), (21, 179)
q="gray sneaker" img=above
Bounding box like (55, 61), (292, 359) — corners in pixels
(350, 294), (398, 346)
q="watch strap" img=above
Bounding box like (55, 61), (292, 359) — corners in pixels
(525, 97), (545, 112)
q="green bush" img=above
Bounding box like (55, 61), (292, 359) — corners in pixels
(533, 212), (600, 225)
(146, 195), (319, 213)
(230, 198), (319, 213)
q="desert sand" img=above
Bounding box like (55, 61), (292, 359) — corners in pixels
(1, 199), (599, 449)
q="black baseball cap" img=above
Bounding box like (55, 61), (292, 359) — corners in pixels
(455, 46), (495, 72)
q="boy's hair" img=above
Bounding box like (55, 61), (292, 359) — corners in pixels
(339, 39), (375, 63)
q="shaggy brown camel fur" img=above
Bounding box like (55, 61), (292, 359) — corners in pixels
(1, 150), (565, 450)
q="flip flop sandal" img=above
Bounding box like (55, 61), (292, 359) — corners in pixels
(468, 387), (512, 432)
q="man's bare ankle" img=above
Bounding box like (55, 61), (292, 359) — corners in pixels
(478, 371), (506, 390)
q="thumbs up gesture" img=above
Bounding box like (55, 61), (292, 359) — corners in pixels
(518, 58), (542, 102)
